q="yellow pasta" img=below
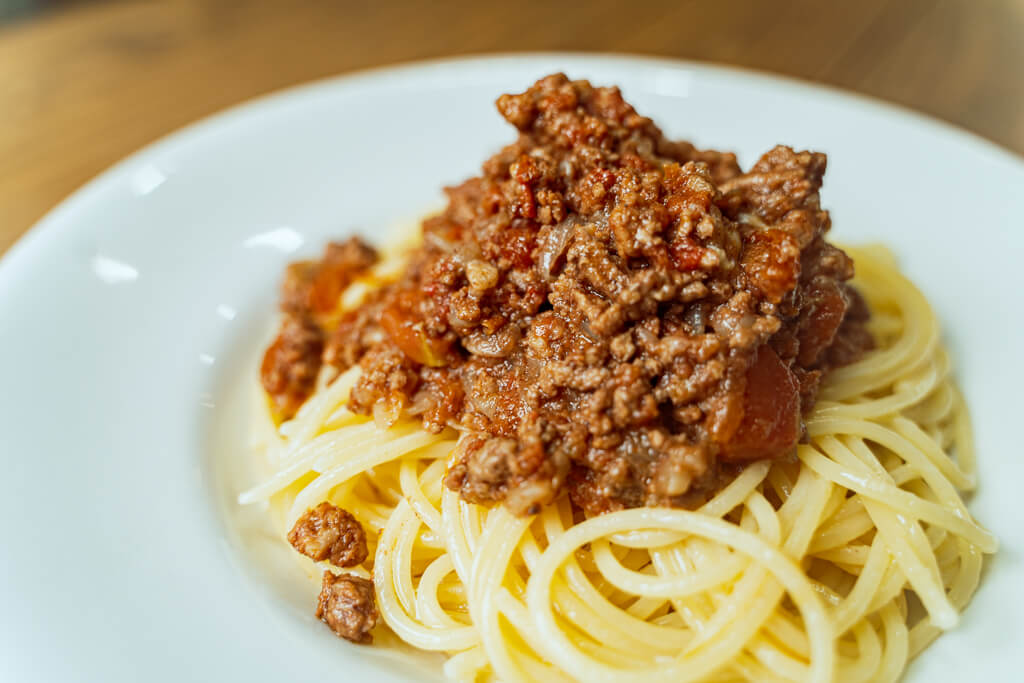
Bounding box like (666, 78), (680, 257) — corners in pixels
(239, 244), (994, 682)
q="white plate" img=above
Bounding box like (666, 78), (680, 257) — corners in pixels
(1, 55), (1021, 682)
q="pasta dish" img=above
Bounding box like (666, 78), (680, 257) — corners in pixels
(238, 74), (994, 682)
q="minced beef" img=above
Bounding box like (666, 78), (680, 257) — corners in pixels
(261, 237), (379, 419)
(288, 502), (368, 568)
(261, 73), (870, 516)
(316, 571), (378, 644)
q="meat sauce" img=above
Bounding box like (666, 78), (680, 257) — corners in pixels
(261, 73), (871, 516)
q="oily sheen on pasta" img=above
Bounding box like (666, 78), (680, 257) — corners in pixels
(238, 74), (994, 682)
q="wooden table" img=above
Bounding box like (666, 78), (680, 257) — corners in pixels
(2, 0), (1022, 255)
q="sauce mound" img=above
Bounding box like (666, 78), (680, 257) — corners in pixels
(261, 73), (871, 516)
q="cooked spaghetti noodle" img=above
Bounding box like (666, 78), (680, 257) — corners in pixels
(239, 243), (995, 683)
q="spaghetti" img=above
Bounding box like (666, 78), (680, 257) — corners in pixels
(239, 243), (995, 683)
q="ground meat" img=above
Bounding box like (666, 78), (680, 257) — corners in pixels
(281, 238), (379, 321)
(261, 238), (379, 420)
(260, 315), (324, 420)
(315, 571), (378, 644)
(288, 502), (368, 568)
(324, 287), (389, 369)
(347, 345), (421, 425)
(261, 73), (871, 516)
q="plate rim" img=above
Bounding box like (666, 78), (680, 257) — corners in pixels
(2, 51), (1022, 285)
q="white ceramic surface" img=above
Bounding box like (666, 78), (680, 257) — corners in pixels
(1, 55), (1022, 682)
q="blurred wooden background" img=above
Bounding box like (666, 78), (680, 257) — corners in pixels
(2, 0), (1022, 254)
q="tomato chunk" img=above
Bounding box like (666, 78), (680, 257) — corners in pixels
(719, 346), (800, 462)
(380, 293), (452, 367)
(741, 228), (800, 303)
(797, 280), (848, 366)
